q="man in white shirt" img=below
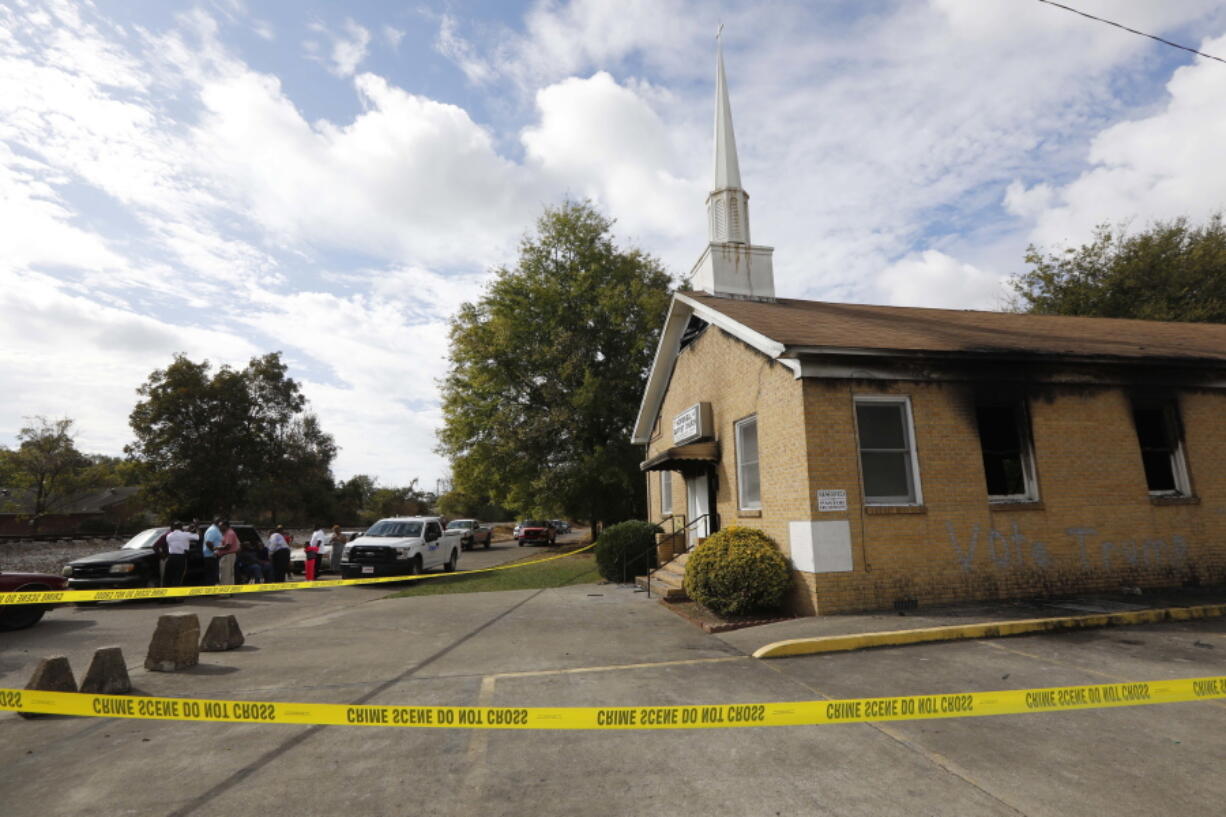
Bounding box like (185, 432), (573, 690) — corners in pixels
(307, 523), (327, 580)
(164, 522), (199, 589)
(268, 525), (290, 582)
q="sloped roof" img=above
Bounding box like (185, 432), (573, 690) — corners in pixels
(684, 292), (1226, 363)
(632, 291), (1226, 443)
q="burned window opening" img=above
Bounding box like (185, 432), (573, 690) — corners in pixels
(679, 316), (709, 350)
(975, 403), (1037, 500)
(1131, 403), (1189, 495)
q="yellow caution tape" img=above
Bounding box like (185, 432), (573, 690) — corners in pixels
(3, 676), (1223, 728)
(0, 543), (595, 605)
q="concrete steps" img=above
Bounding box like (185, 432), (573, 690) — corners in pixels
(635, 549), (695, 601)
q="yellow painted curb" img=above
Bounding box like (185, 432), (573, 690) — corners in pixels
(752, 603), (1226, 659)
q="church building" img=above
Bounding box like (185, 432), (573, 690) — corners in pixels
(633, 43), (1226, 615)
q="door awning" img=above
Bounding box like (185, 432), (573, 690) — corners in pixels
(640, 440), (720, 472)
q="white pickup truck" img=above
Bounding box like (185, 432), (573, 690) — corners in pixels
(445, 519), (493, 549)
(339, 516), (462, 579)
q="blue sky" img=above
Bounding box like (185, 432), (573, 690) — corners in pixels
(3, 0), (1226, 487)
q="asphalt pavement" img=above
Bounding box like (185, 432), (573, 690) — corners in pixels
(1, 549), (1223, 817)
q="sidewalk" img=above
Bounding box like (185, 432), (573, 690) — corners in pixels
(714, 585), (1226, 657)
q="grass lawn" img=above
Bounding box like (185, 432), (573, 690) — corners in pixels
(386, 550), (601, 598)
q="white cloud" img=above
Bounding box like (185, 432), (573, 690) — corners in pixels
(188, 68), (536, 267)
(434, 14), (492, 84)
(382, 25), (404, 50)
(875, 250), (1008, 310)
(4, 0), (1226, 488)
(252, 20), (274, 41)
(1012, 33), (1226, 249)
(308, 18), (371, 77)
(0, 267), (260, 455)
(522, 72), (701, 244)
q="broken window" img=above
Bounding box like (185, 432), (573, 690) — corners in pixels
(1132, 402), (1190, 495)
(975, 402), (1039, 501)
(854, 397), (921, 505)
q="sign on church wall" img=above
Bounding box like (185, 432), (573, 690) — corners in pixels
(673, 402), (711, 445)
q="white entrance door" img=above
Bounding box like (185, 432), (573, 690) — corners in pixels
(685, 472), (710, 549)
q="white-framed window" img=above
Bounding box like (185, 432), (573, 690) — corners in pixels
(735, 415), (761, 510)
(854, 396), (922, 505)
(975, 402), (1039, 502)
(660, 471), (673, 515)
(1131, 401), (1192, 496)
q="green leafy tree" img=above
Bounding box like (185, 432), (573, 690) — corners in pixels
(248, 413), (339, 524)
(334, 474), (377, 523)
(437, 488), (512, 521)
(1009, 215), (1226, 323)
(1, 417), (90, 529)
(438, 200), (672, 529)
(127, 352), (336, 520)
(362, 481), (434, 523)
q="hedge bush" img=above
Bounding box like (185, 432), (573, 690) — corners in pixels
(683, 526), (790, 616)
(595, 520), (661, 582)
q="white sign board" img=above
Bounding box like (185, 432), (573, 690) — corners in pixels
(789, 521), (854, 573)
(672, 403), (709, 445)
(816, 489), (847, 512)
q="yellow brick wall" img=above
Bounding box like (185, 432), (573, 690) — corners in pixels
(644, 327), (1226, 615)
(644, 327), (809, 575)
(803, 380), (1226, 613)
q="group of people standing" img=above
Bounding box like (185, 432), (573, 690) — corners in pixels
(156, 520), (349, 590)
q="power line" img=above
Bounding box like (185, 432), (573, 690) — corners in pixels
(1034, 0), (1226, 66)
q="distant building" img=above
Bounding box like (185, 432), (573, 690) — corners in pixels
(0, 486), (145, 536)
(633, 42), (1226, 614)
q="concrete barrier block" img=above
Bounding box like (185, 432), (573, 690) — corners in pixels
(144, 613), (200, 672)
(200, 615), (245, 652)
(21, 655), (77, 719)
(80, 646), (132, 694)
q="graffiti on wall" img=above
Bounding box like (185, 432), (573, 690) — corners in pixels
(946, 521), (1189, 574)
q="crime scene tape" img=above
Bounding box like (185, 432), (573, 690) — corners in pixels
(0, 542), (595, 606)
(3, 676), (1223, 729)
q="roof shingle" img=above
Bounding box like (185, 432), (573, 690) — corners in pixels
(686, 293), (1226, 363)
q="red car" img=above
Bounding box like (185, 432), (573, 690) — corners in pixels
(516, 520), (556, 547)
(0, 570), (68, 631)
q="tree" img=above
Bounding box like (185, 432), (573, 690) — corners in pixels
(438, 200), (672, 529)
(127, 352), (337, 520)
(333, 474), (377, 523)
(1, 417), (90, 529)
(1009, 215), (1226, 323)
(247, 413), (339, 524)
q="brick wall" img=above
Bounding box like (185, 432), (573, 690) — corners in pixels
(645, 326), (1226, 615)
(644, 326), (809, 568)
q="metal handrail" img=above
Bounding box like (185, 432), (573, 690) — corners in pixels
(621, 512), (716, 599)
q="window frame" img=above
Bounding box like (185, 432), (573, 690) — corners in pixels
(734, 414), (762, 511)
(975, 400), (1041, 503)
(659, 471), (673, 516)
(853, 395), (923, 506)
(1131, 400), (1192, 497)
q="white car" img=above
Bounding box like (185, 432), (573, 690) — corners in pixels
(339, 516), (461, 579)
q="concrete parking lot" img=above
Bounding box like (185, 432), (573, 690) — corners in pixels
(1, 565), (1223, 817)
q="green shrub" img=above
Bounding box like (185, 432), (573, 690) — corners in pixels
(595, 520), (661, 582)
(684, 526), (791, 616)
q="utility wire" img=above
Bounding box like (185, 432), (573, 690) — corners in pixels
(1034, 0), (1226, 66)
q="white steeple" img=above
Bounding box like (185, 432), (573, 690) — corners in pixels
(692, 30), (775, 299)
(707, 32), (750, 245)
(712, 36), (742, 192)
